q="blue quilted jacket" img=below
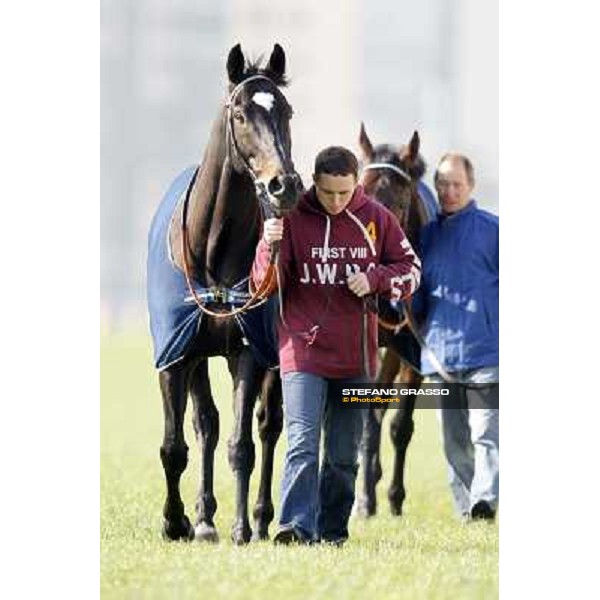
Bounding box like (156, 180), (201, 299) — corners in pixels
(412, 200), (499, 375)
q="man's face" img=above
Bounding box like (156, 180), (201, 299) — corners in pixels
(313, 173), (357, 215)
(435, 159), (474, 214)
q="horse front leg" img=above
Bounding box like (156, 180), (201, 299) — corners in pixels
(388, 363), (420, 516)
(189, 359), (220, 543)
(356, 405), (385, 517)
(158, 364), (194, 541)
(252, 368), (283, 541)
(357, 346), (401, 517)
(227, 349), (263, 545)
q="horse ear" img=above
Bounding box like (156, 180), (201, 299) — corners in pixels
(359, 122), (374, 161)
(227, 43), (246, 84)
(406, 131), (426, 179)
(408, 131), (420, 161)
(266, 43), (286, 81)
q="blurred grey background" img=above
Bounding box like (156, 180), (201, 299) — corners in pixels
(101, 0), (498, 330)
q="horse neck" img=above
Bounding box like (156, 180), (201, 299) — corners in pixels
(404, 185), (428, 249)
(175, 111), (261, 287)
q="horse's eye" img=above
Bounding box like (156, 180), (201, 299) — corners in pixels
(233, 109), (245, 124)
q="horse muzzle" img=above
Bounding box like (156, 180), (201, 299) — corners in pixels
(267, 173), (304, 214)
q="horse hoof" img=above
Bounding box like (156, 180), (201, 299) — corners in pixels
(231, 524), (252, 546)
(389, 499), (404, 517)
(388, 491), (405, 517)
(162, 515), (194, 541)
(194, 522), (219, 543)
(355, 497), (376, 519)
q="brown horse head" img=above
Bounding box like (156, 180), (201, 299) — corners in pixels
(358, 123), (427, 246)
(225, 43), (302, 214)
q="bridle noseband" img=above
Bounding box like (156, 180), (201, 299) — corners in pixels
(361, 159), (415, 234)
(361, 162), (411, 183)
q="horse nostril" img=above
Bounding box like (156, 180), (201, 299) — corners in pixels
(268, 176), (286, 197)
(293, 173), (305, 193)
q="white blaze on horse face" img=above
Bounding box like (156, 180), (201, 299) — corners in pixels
(252, 92), (275, 112)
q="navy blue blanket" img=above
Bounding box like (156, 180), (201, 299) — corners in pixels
(146, 167), (278, 371)
(417, 181), (439, 221)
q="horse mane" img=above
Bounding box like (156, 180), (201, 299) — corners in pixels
(239, 55), (290, 88)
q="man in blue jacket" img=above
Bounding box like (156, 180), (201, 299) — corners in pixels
(413, 153), (499, 521)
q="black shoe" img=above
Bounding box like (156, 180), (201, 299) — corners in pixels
(470, 500), (496, 521)
(273, 525), (306, 545)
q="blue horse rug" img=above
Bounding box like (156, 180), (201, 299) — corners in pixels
(146, 166), (279, 371)
(417, 181), (439, 221)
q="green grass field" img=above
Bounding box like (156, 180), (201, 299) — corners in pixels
(101, 332), (498, 599)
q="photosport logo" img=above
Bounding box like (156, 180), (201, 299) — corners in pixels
(332, 382), (499, 409)
(341, 386), (449, 405)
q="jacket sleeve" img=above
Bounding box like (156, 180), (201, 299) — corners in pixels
(251, 219), (294, 295)
(365, 212), (422, 301)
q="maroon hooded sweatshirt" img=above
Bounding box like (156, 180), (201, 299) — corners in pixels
(252, 184), (421, 379)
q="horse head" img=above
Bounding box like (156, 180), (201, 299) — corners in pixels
(225, 43), (303, 215)
(358, 123), (426, 236)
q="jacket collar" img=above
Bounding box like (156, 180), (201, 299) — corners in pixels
(439, 199), (477, 222)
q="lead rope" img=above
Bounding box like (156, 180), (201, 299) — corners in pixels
(180, 169), (278, 319)
(361, 298), (372, 379)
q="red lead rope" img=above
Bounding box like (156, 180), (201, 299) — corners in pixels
(180, 215), (278, 319)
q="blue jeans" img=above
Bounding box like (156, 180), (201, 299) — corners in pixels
(429, 366), (499, 517)
(279, 372), (364, 542)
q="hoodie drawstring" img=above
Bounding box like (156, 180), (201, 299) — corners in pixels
(344, 208), (377, 257)
(321, 214), (331, 263)
(319, 209), (376, 264)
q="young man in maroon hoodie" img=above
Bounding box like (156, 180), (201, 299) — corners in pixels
(252, 146), (421, 545)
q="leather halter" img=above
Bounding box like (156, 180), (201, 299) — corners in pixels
(362, 161), (411, 182)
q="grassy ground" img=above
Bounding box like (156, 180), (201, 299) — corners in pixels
(101, 332), (498, 599)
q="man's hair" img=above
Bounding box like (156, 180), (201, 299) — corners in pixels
(435, 153), (475, 186)
(314, 146), (358, 178)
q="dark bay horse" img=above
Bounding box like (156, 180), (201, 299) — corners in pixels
(147, 44), (302, 544)
(356, 124), (432, 517)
